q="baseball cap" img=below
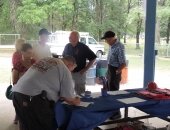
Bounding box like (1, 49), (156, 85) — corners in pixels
(101, 31), (115, 39)
(39, 28), (51, 35)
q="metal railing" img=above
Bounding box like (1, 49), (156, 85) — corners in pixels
(0, 34), (20, 45)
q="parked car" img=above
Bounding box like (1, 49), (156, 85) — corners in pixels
(47, 31), (105, 58)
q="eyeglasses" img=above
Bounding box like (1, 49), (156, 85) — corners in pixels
(72, 63), (77, 68)
(66, 63), (77, 69)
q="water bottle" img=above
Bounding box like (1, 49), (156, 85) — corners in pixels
(100, 76), (108, 97)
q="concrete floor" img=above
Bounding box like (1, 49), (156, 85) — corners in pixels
(97, 107), (170, 130)
(0, 83), (19, 130)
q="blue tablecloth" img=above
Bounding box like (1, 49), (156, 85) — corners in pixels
(127, 89), (170, 119)
(55, 89), (170, 130)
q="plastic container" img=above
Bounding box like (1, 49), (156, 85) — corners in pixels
(86, 77), (96, 85)
(96, 60), (108, 68)
(101, 88), (108, 97)
(120, 60), (129, 84)
(96, 60), (108, 77)
(96, 59), (129, 84)
(120, 67), (128, 84)
(85, 91), (91, 98)
(96, 68), (107, 77)
(86, 67), (96, 78)
(86, 66), (96, 85)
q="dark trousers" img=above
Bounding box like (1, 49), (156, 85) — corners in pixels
(107, 64), (121, 91)
(13, 92), (56, 130)
(107, 65), (122, 117)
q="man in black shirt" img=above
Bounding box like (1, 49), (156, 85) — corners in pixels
(63, 31), (97, 95)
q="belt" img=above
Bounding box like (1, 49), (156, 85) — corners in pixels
(14, 90), (47, 101)
(13, 91), (55, 108)
(108, 64), (118, 69)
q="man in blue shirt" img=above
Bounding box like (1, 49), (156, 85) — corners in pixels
(63, 31), (97, 95)
(101, 31), (126, 119)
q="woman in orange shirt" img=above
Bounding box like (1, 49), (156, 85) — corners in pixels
(12, 38), (26, 66)
(12, 43), (35, 125)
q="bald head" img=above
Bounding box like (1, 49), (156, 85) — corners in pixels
(69, 31), (80, 46)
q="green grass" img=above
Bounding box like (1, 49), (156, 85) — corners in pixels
(1, 40), (170, 84)
(156, 57), (170, 71)
(127, 55), (170, 71)
(126, 56), (143, 68)
(125, 44), (144, 56)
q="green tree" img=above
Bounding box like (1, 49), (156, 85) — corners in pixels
(123, 0), (136, 43)
(158, 0), (170, 44)
(127, 0), (144, 49)
(3, 0), (169, 46)
(0, 0), (12, 33)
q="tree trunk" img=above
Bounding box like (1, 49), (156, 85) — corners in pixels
(9, 0), (28, 37)
(117, 31), (121, 41)
(135, 0), (143, 49)
(136, 19), (142, 49)
(124, 34), (126, 44)
(71, 0), (79, 30)
(62, 13), (67, 31)
(47, 14), (51, 32)
(166, 17), (170, 44)
(9, 0), (19, 32)
(0, 0), (3, 9)
(136, 31), (140, 49)
(99, 0), (103, 40)
(158, 0), (166, 6)
(135, 11), (142, 49)
(95, 0), (103, 40)
(155, 19), (160, 44)
(95, 0), (99, 39)
(51, 12), (54, 32)
(124, 0), (132, 44)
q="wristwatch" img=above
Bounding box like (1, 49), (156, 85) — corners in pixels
(116, 70), (120, 74)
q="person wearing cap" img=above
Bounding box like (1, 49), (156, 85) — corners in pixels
(63, 31), (97, 95)
(101, 31), (126, 119)
(33, 28), (52, 61)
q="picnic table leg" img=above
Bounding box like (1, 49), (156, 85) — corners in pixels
(124, 107), (128, 118)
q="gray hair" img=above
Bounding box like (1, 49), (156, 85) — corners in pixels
(70, 31), (80, 38)
(63, 55), (76, 64)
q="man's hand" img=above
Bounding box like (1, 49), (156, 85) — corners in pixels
(80, 59), (95, 75)
(74, 97), (81, 105)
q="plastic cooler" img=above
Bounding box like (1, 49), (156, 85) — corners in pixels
(96, 59), (129, 84)
(86, 66), (96, 85)
(96, 60), (108, 77)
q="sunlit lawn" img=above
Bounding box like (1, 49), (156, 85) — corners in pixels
(127, 55), (170, 71)
(1, 41), (170, 84)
